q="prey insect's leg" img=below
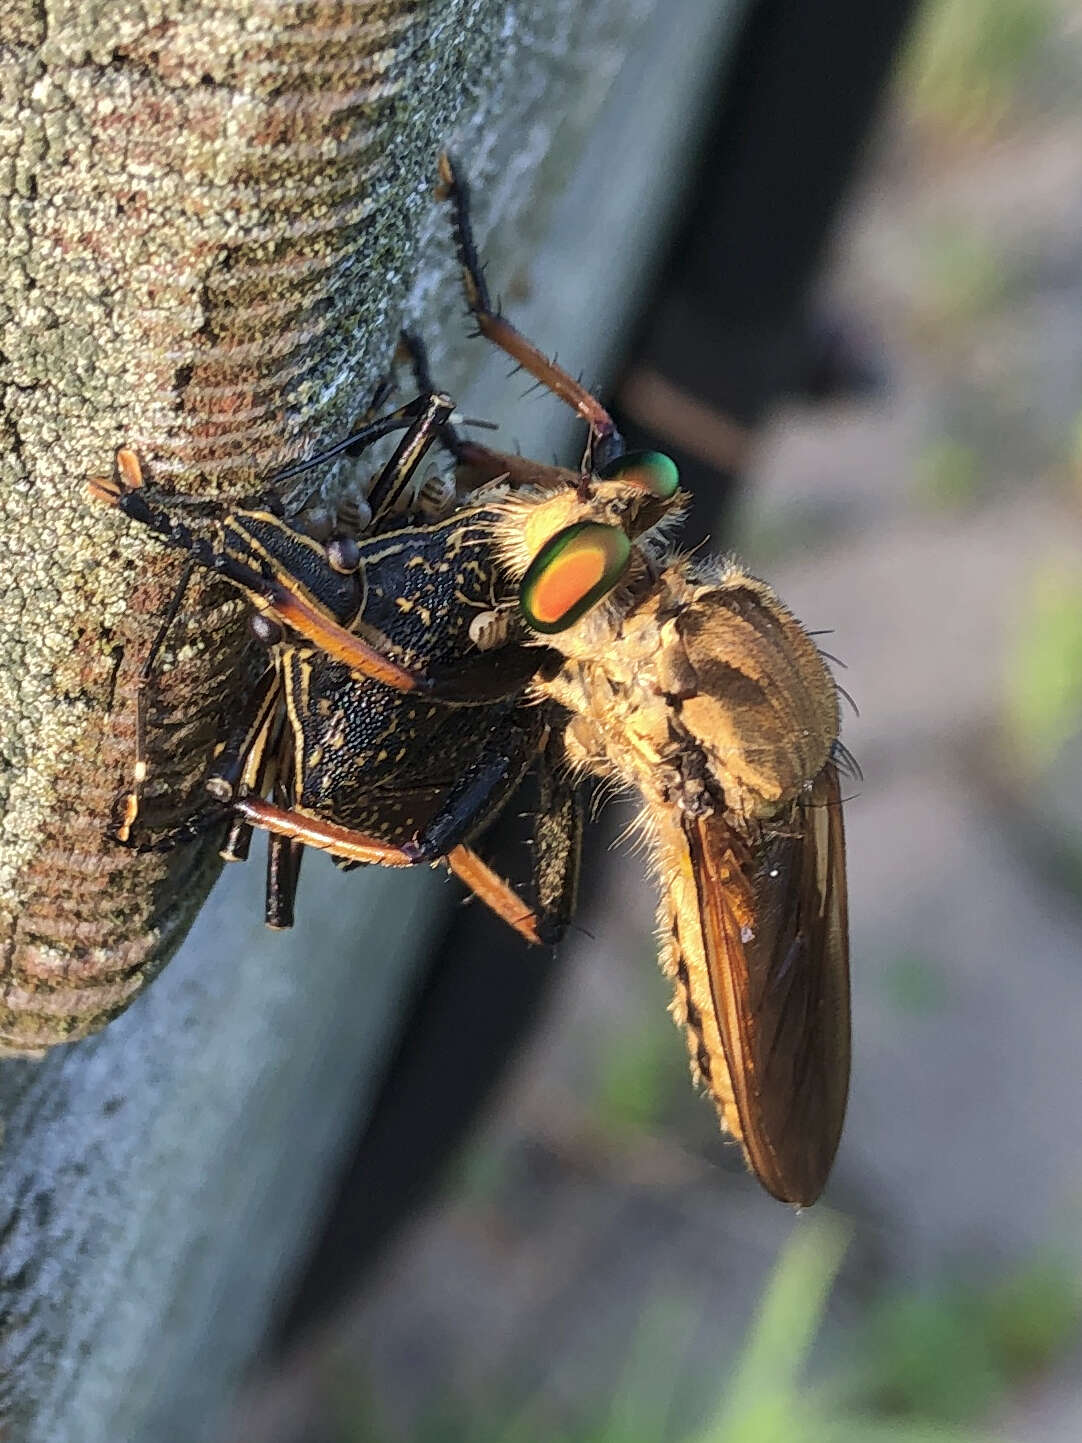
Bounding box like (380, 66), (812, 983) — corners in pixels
(397, 330), (572, 493)
(233, 798), (421, 866)
(265, 828), (304, 930)
(457, 444), (578, 493)
(113, 558), (197, 843)
(399, 713), (544, 863)
(113, 804), (233, 854)
(232, 799), (547, 945)
(265, 730), (304, 930)
(209, 665), (282, 864)
(236, 716), (553, 942)
(438, 152), (623, 472)
(266, 397), (435, 488)
(367, 391), (455, 524)
(399, 330), (471, 461)
(206, 666), (281, 802)
(404, 716), (552, 944)
(219, 814), (254, 864)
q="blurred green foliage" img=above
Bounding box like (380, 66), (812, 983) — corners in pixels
(881, 953), (952, 1016)
(912, 437), (983, 511)
(850, 1258), (1082, 1428)
(1067, 406), (1082, 498)
(915, 226), (1010, 334)
(904, 0), (1056, 137)
(1004, 561), (1082, 766)
(593, 1006), (687, 1135)
(332, 1217), (1082, 1443)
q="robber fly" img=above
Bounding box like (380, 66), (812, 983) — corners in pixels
(91, 154), (850, 1205)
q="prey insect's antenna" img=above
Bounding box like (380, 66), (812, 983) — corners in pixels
(367, 390), (455, 523)
(267, 398), (426, 487)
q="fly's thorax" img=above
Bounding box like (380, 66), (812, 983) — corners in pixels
(536, 575), (682, 790)
(534, 555), (839, 820)
(655, 561), (839, 813)
(224, 510), (360, 625)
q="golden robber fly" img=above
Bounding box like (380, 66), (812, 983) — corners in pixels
(90, 154), (851, 1205)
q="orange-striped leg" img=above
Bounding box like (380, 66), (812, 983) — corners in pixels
(445, 847), (541, 944)
(232, 797), (544, 944)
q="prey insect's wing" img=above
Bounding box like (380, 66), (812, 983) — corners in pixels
(682, 762), (849, 1205)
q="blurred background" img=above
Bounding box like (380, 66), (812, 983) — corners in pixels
(225, 0), (1082, 1438)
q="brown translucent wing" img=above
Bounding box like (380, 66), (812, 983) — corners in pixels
(684, 762), (850, 1205)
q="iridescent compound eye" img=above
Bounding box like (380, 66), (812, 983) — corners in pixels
(520, 521), (631, 633)
(595, 449), (680, 498)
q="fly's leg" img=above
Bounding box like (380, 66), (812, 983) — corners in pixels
(443, 849), (546, 945)
(233, 794), (548, 946)
(398, 331), (575, 496)
(395, 329), (545, 508)
(438, 151), (624, 473)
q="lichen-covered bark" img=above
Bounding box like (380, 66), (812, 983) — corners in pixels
(0, 1), (433, 1047)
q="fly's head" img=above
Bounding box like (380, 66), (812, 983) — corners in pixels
(488, 449), (686, 653)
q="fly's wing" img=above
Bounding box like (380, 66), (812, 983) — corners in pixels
(682, 762), (849, 1205)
